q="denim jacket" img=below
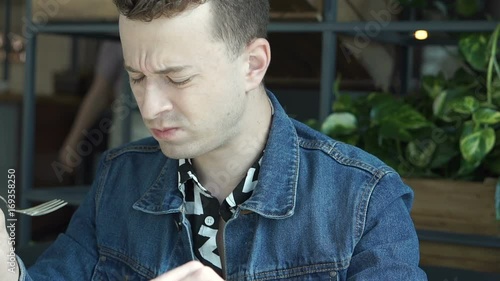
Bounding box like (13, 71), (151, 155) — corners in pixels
(19, 92), (427, 281)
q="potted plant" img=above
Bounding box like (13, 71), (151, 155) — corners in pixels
(306, 24), (500, 272)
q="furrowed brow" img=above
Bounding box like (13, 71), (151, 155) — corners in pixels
(124, 64), (141, 73)
(124, 64), (191, 75)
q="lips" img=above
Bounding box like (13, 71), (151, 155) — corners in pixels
(151, 127), (179, 140)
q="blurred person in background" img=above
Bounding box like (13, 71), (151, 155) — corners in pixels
(58, 40), (123, 169)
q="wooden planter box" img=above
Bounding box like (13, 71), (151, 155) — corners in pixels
(404, 178), (500, 273)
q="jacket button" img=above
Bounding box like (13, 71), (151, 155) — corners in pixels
(329, 271), (337, 278)
(175, 220), (182, 231)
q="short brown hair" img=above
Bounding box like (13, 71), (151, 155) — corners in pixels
(113, 0), (270, 57)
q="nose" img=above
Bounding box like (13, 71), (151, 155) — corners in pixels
(139, 79), (174, 120)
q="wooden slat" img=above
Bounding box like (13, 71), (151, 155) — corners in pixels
(404, 178), (500, 237)
(420, 241), (500, 273)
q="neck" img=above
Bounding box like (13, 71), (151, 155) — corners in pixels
(192, 88), (272, 202)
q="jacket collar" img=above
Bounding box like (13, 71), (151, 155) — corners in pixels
(132, 158), (183, 214)
(239, 91), (299, 219)
(133, 91), (299, 219)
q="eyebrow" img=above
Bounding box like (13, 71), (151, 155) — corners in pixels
(124, 64), (192, 75)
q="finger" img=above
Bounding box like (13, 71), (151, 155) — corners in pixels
(151, 261), (204, 281)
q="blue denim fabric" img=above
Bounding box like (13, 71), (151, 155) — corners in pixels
(20, 92), (427, 281)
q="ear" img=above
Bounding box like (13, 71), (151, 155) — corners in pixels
(243, 38), (271, 92)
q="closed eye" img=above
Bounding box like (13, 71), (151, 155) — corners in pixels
(168, 77), (193, 86)
(129, 76), (193, 86)
(130, 76), (145, 85)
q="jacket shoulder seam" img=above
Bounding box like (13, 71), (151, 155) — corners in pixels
(298, 138), (393, 176)
(353, 171), (396, 241)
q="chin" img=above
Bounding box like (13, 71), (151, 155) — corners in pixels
(159, 147), (186, 160)
(159, 143), (198, 160)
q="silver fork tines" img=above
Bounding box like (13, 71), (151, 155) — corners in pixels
(0, 196), (68, 216)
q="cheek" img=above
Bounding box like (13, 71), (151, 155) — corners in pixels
(185, 97), (223, 124)
(130, 84), (144, 102)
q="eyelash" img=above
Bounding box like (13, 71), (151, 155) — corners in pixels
(130, 76), (192, 86)
(130, 76), (145, 85)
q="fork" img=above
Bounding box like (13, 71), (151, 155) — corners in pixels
(0, 196), (68, 216)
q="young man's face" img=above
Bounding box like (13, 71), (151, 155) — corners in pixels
(119, 3), (250, 160)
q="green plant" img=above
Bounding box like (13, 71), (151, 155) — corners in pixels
(307, 24), (500, 180)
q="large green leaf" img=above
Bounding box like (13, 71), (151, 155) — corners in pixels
(361, 128), (379, 148)
(456, 0), (480, 17)
(362, 128), (391, 157)
(332, 94), (354, 113)
(392, 105), (432, 129)
(472, 108), (500, 124)
(461, 120), (475, 139)
(406, 139), (437, 168)
(378, 121), (413, 142)
(451, 68), (477, 86)
(433, 91), (450, 119)
(321, 113), (357, 136)
(433, 89), (470, 121)
(367, 93), (397, 107)
(422, 74), (447, 99)
(430, 141), (460, 169)
(451, 96), (480, 115)
(362, 133), (415, 176)
(370, 100), (401, 123)
(456, 158), (482, 177)
(371, 100), (430, 130)
(460, 127), (496, 163)
(458, 33), (489, 71)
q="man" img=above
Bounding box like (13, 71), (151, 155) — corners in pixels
(1, 0), (427, 280)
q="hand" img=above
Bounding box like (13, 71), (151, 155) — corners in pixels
(57, 143), (78, 173)
(151, 261), (224, 281)
(0, 209), (20, 281)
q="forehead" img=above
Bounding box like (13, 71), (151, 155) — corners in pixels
(119, 1), (225, 65)
(119, 1), (212, 40)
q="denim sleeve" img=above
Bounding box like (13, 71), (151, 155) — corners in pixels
(18, 153), (109, 281)
(347, 172), (428, 281)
